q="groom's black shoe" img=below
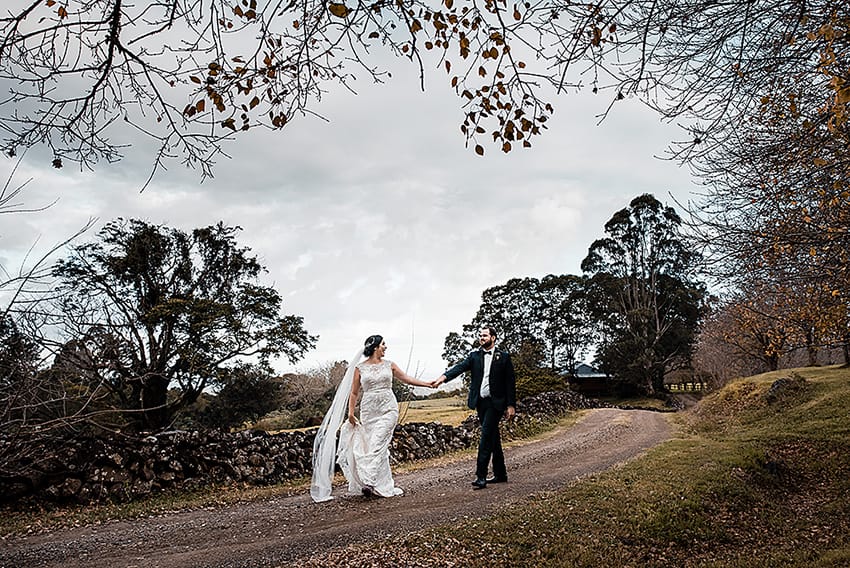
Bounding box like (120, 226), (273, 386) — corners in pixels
(471, 478), (487, 490)
(486, 475), (508, 484)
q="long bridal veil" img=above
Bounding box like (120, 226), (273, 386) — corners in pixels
(310, 347), (365, 502)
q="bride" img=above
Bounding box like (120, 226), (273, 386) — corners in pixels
(310, 334), (435, 502)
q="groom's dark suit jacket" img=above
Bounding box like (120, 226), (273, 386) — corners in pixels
(444, 348), (517, 411)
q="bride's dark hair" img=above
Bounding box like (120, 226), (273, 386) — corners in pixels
(363, 334), (383, 357)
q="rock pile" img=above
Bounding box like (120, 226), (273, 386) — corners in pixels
(764, 373), (808, 405)
(0, 428), (317, 505)
(390, 422), (477, 463)
(516, 389), (613, 416)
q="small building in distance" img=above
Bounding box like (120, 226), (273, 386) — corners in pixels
(566, 362), (610, 396)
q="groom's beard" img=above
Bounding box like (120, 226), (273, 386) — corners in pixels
(481, 339), (494, 350)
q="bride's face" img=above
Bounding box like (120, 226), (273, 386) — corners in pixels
(376, 341), (387, 357)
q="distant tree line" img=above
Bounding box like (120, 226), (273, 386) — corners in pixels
(444, 186), (849, 398)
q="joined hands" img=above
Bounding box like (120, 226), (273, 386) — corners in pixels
(427, 375), (446, 389)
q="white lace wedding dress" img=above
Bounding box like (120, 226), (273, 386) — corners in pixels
(336, 360), (404, 498)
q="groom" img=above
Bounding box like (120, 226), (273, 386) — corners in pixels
(435, 326), (517, 489)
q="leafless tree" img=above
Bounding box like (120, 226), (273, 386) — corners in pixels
(0, 0), (557, 181)
(0, 161), (99, 485)
(280, 359), (347, 410)
(2, 1), (846, 179)
(1, 158), (93, 338)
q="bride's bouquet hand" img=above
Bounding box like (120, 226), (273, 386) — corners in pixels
(348, 413), (357, 426)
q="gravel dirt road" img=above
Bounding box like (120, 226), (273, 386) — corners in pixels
(1, 408), (671, 568)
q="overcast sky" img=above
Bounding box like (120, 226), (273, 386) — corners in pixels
(1, 57), (698, 381)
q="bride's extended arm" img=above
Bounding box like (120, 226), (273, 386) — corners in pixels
(391, 362), (434, 388)
(348, 369), (362, 425)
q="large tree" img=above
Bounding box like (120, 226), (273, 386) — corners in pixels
(50, 218), (316, 430)
(442, 277), (544, 362)
(470, 277), (547, 354)
(582, 194), (707, 395)
(2, 1), (847, 176)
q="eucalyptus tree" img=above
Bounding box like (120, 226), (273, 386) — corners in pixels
(446, 277), (550, 368)
(471, 277), (547, 354)
(50, 218), (316, 430)
(581, 194), (707, 395)
(442, 331), (474, 367)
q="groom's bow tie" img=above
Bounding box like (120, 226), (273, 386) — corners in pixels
(482, 349), (493, 356)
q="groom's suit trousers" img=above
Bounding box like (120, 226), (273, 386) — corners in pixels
(476, 396), (506, 479)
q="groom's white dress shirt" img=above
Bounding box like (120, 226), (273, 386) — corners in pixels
(480, 349), (494, 398)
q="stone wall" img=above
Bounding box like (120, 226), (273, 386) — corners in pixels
(0, 389), (606, 506)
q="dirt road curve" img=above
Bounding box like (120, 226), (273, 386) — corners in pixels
(1, 408), (670, 568)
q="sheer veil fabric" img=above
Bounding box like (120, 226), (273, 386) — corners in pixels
(310, 347), (365, 502)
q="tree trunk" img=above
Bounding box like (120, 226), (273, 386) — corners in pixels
(141, 375), (171, 431)
(651, 368), (666, 394)
(805, 329), (818, 366)
(767, 354), (779, 372)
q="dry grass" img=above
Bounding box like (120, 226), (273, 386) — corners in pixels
(398, 395), (471, 426)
